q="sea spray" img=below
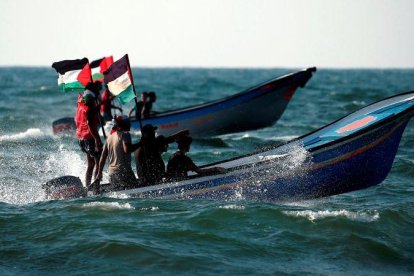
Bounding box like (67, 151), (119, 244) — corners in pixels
(0, 128), (46, 142)
(226, 142), (314, 201)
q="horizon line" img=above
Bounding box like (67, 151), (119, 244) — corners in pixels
(0, 64), (413, 70)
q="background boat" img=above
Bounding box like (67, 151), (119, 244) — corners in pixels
(53, 67), (316, 137)
(128, 67), (316, 136)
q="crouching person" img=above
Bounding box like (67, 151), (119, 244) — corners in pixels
(96, 115), (141, 191)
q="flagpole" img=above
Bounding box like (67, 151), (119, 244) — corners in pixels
(89, 73), (107, 140)
(125, 54), (143, 131)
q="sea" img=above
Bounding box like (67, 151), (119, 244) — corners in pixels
(1, 67), (414, 275)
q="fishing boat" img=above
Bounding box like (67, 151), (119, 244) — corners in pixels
(52, 67), (316, 137)
(44, 91), (414, 201)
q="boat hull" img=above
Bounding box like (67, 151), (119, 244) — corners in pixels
(134, 79), (308, 137)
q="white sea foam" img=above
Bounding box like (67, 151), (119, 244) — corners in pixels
(139, 206), (160, 211)
(82, 201), (135, 210)
(107, 193), (130, 199)
(226, 133), (251, 140)
(283, 209), (380, 222)
(269, 135), (299, 141)
(218, 204), (245, 210)
(0, 128), (47, 142)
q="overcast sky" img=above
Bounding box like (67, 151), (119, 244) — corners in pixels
(1, 0), (413, 68)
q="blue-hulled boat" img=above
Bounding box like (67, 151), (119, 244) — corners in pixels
(53, 68), (316, 137)
(45, 91), (414, 202)
(129, 67), (316, 137)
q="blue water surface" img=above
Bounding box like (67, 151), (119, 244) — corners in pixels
(1, 67), (414, 274)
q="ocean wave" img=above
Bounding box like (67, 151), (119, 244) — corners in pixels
(139, 206), (160, 211)
(81, 201), (135, 210)
(106, 193), (130, 199)
(283, 209), (380, 222)
(269, 135), (299, 141)
(218, 204), (245, 210)
(0, 128), (48, 142)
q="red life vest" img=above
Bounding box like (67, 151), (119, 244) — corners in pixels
(75, 94), (98, 139)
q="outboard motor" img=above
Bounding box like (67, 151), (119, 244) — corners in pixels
(43, 176), (87, 200)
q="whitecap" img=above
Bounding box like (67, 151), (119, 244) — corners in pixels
(81, 201), (134, 210)
(218, 204), (245, 210)
(0, 128), (47, 142)
(283, 209), (379, 222)
(139, 206), (160, 211)
(269, 135), (298, 141)
(106, 193), (130, 199)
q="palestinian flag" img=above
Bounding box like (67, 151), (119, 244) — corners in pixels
(51, 58), (91, 92)
(103, 54), (136, 104)
(91, 56), (114, 82)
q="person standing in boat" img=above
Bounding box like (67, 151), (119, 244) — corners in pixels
(96, 115), (141, 191)
(128, 92), (148, 119)
(75, 81), (103, 187)
(134, 124), (189, 186)
(100, 86), (123, 122)
(167, 136), (227, 181)
(142, 91), (158, 118)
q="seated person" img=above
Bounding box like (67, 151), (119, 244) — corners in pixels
(134, 124), (189, 186)
(128, 92), (148, 119)
(96, 115), (141, 191)
(166, 136), (226, 181)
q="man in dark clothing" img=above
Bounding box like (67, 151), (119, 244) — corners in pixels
(134, 124), (189, 186)
(128, 92), (148, 119)
(167, 136), (226, 181)
(142, 91), (157, 118)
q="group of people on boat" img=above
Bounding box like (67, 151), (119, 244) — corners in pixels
(75, 81), (226, 192)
